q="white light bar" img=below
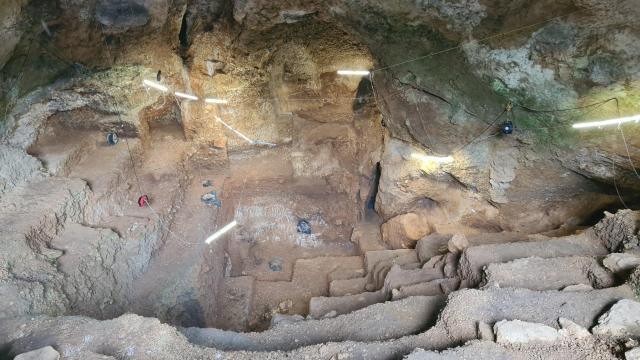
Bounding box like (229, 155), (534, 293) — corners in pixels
(205, 221), (238, 245)
(205, 98), (229, 105)
(143, 80), (168, 92)
(215, 116), (255, 144)
(572, 114), (640, 129)
(337, 70), (370, 76)
(411, 153), (454, 164)
(174, 92), (199, 101)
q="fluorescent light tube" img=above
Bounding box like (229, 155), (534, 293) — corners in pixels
(143, 80), (168, 92)
(337, 70), (371, 76)
(174, 92), (199, 101)
(411, 153), (454, 164)
(572, 114), (640, 129)
(205, 98), (229, 104)
(205, 221), (238, 244)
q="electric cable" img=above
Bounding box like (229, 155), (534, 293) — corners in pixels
(451, 108), (507, 154)
(612, 156), (630, 209)
(612, 98), (640, 180)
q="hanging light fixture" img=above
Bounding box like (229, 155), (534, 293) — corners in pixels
(501, 121), (514, 134)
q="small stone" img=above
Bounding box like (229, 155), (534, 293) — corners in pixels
(494, 319), (559, 344)
(268, 258), (283, 272)
(270, 314), (304, 327)
(15, 346), (60, 360)
(323, 310), (338, 319)
(447, 233), (469, 253)
(41, 247), (63, 261)
(477, 321), (495, 341)
(201, 191), (222, 207)
(278, 299), (293, 314)
(603, 253), (640, 273)
(558, 317), (591, 339)
(297, 219), (312, 234)
(593, 299), (640, 338)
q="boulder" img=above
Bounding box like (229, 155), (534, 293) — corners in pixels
(381, 213), (431, 249)
(494, 319), (560, 344)
(96, 0), (150, 33)
(416, 233), (451, 262)
(15, 346), (60, 360)
(592, 299), (640, 338)
(626, 347), (640, 360)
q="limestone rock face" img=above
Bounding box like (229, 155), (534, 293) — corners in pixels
(0, 145), (43, 199)
(96, 0), (151, 33)
(494, 319), (560, 344)
(381, 212), (431, 249)
(0, 0), (26, 69)
(592, 299), (640, 339)
(595, 210), (640, 252)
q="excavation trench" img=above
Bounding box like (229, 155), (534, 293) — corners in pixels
(16, 73), (386, 332)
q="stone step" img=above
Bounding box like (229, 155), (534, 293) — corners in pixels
(482, 256), (615, 291)
(27, 130), (100, 177)
(351, 216), (388, 253)
(329, 276), (368, 296)
(446, 231), (531, 254)
(183, 295), (446, 352)
(392, 278), (461, 301)
(365, 249), (418, 273)
(438, 285), (635, 345)
(382, 262), (445, 294)
(364, 249), (419, 291)
(249, 256), (364, 328)
(313, 254), (448, 318)
(328, 267), (365, 282)
(2, 287), (633, 359)
(458, 231), (609, 286)
(406, 338), (618, 360)
(309, 290), (387, 319)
